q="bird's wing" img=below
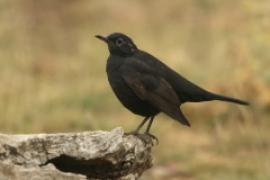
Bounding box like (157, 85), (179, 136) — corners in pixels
(121, 60), (190, 126)
(135, 51), (212, 102)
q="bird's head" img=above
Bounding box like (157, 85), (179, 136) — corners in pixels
(95, 33), (138, 56)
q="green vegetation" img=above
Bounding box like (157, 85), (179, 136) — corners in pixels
(0, 0), (269, 179)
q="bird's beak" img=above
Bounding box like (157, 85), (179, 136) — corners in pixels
(95, 35), (108, 43)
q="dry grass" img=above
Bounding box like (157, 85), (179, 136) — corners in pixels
(0, 0), (270, 179)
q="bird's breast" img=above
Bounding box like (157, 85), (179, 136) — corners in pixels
(106, 65), (158, 117)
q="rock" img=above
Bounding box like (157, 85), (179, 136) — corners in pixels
(0, 127), (156, 180)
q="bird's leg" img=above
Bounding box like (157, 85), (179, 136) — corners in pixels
(127, 116), (159, 145)
(135, 116), (149, 133)
(145, 116), (154, 133)
(125, 116), (149, 135)
(144, 116), (158, 143)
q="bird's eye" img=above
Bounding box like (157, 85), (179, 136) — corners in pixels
(116, 38), (124, 46)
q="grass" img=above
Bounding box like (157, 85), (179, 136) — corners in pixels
(0, 0), (270, 179)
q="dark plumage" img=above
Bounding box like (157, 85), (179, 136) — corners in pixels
(95, 33), (248, 134)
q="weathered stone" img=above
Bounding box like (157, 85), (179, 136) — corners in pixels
(0, 127), (155, 180)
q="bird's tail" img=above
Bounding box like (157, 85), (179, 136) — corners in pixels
(209, 93), (249, 105)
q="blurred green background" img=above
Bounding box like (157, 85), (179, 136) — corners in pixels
(0, 0), (270, 179)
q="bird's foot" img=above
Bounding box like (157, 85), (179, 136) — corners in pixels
(125, 131), (159, 145)
(132, 133), (159, 145)
(144, 132), (159, 145)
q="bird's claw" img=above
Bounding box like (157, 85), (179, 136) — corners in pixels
(144, 132), (159, 145)
(125, 131), (159, 145)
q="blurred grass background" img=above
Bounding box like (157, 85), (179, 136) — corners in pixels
(0, 0), (270, 179)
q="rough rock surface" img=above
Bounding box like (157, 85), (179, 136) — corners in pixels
(0, 127), (155, 180)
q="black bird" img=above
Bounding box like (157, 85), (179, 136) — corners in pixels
(95, 32), (248, 135)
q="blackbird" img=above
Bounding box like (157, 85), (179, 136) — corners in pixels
(95, 32), (248, 135)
